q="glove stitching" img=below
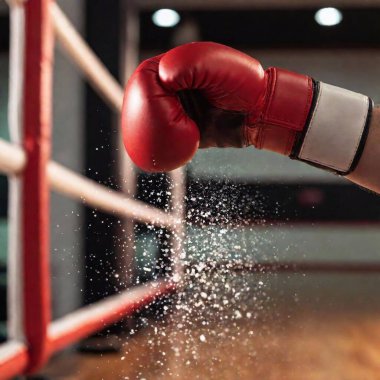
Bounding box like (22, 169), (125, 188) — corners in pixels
(263, 67), (297, 126)
(264, 70), (312, 130)
(243, 118), (250, 146)
(262, 68), (276, 125)
(257, 122), (265, 149)
(247, 69), (272, 148)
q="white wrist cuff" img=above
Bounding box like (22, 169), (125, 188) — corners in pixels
(296, 82), (372, 175)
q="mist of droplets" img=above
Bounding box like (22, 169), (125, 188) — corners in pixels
(50, 171), (291, 379)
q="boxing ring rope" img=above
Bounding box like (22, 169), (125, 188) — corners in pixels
(0, 141), (181, 229)
(51, 3), (123, 112)
(0, 0), (184, 378)
(48, 280), (177, 354)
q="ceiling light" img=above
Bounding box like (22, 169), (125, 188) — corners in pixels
(152, 9), (180, 28)
(314, 7), (343, 26)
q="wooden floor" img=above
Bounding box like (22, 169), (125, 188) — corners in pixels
(39, 272), (380, 380)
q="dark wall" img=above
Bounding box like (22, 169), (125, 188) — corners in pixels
(140, 8), (380, 50)
(84, 0), (122, 303)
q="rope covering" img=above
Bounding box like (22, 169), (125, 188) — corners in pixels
(22, 0), (53, 372)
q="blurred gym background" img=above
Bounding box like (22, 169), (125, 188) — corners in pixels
(1, 0), (380, 378)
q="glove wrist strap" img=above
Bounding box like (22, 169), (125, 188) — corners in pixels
(292, 81), (373, 176)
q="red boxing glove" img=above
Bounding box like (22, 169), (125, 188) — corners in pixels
(121, 55), (200, 172)
(122, 42), (372, 174)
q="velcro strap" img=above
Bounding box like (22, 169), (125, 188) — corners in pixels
(297, 82), (371, 175)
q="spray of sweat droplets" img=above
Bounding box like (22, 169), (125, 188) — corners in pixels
(104, 174), (296, 380)
(51, 165), (296, 378)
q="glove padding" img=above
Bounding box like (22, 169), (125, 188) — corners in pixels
(121, 55), (200, 172)
(122, 42), (268, 172)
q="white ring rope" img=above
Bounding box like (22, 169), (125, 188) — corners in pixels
(0, 340), (25, 365)
(51, 3), (124, 113)
(6, 0), (25, 343)
(0, 139), (180, 229)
